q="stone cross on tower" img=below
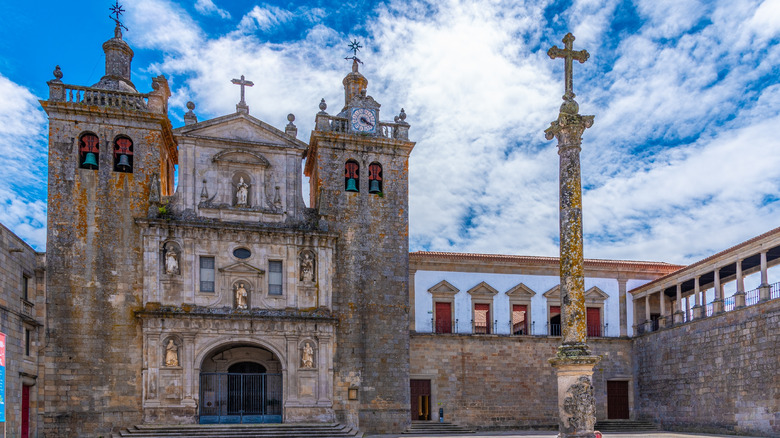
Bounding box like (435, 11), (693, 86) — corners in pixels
(547, 33), (589, 103)
(544, 32), (600, 438)
(231, 75), (254, 114)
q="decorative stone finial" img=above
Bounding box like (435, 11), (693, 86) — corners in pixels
(285, 113), (298, 138)
(399, 108), (407, 122)
(318, 98), (327, 114)
(184, 101), (197, 125)
(53, 65), (63, 82)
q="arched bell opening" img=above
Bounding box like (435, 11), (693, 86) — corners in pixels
(199, 343), (283, 424)
(368, 162), (382, 194)
(112, 135), (133, 173)
(344, 160), (359, 192)
(78, 132), (100, 170)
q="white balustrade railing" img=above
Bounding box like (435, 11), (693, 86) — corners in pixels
(315, 114), (409, 140)
(50, 83), (149, 111)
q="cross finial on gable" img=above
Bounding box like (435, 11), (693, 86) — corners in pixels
(547, 33), (589, 103)
(231, 75), (254, 114)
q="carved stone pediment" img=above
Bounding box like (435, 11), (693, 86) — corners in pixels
(427, 280), (459, 297)
(543, 285), (561, 299)
(506, 283), (536, 299)
(584, 286), (609, 303)
(218, 261), (265, 275)
(467, 281), (498, 298)
(173, 113), (307, 150)
(212, 149), (270, 167)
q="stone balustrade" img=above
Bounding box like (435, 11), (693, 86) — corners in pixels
(314, 113), (409, 140)
(48, 82), (150, 111)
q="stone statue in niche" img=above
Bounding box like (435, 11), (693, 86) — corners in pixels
(301, 342), (314, 369)
(165, 339), (179, 367)
(235, 177), (250, 207)
(235, 283), (248, 309)
(300, 251), (315, 283)
(165, 245), (179, 275)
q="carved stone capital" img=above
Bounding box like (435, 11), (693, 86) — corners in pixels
(545, 112), (594, 147)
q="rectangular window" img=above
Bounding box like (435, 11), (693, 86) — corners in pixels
(199, 256), (215, 292)
(474, 303), (490, 334)
(434, 302), (452, 333)
(25, 329), (31, 356)
(269, 261), (283, 295)
(512, 304), (528, 335)
(22, 275), (29, 301)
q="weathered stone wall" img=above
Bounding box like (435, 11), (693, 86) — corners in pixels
(410, 334), (632, 429)
(0, 224), (44, 438)
(42, 104), (171, 436)
(633, 298), (779, 437)
(309, 131), (414, 433)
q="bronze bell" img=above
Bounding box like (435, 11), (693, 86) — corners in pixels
(346, 178), (358, 192)
(369, 179), (381, 193)
(82, 152), (98, 168)
(117, 154), (131, 171)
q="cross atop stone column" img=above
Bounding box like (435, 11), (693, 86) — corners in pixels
(548, 33), (589, 102)
(231, 75), (254, 114)
(545, 33), (600, 438)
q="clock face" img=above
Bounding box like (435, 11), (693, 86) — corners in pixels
(351, 108), (377, 133)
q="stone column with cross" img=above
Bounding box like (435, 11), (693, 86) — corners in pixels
(544, 33), (601, 438)
(232, 74), (254, 114)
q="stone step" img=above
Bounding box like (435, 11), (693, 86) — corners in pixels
(595, 420), (657, 432)
(113, 423), (362, 438)
(403, 421), (475, 435)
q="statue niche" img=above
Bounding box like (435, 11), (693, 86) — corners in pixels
(233, 281), (251, 309)
(162, 242), (180, 276)
(300, 341), (316, 369)
(232, 172), (252, 208)
(164, 338), (180, 367)
(299, 250), (316, 284)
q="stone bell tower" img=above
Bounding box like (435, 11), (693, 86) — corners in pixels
(40, 17), (176, 437)
(305, 56), (415, 433)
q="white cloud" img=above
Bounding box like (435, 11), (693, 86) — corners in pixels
(237, 5), (294, 33)
(0, 74), (48, 250)
(194, 0), (231, 19)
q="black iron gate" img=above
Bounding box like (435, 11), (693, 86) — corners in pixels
(199, 373), (282, 424)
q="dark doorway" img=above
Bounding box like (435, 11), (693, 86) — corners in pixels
(410, 379), (431, 421)
(550, 306), (561, 336)
(21, 385), (30, 438)
(200, 361), (282, 424)
(607, 381), (630, 419)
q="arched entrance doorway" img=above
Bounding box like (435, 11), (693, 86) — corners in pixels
(199, 344), (283, 424)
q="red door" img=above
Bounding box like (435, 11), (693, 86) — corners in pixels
(21, 385), (30, 438)
(607, 381), (629, 419)
(410, 380), (431, 421)
(435, 302), (452, 333)
(587, 307), (601, 337)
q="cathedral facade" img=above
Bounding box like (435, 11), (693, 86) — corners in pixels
(39, 23), (413, 436)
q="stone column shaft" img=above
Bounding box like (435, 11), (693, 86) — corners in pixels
(759, 252), (771, 301)
(618, 278), (628, 337)
(693, 276), (703, 319)
(674, 283), (683, 324)
(735, 259), (746, 308)
(713, 269), (724, 313)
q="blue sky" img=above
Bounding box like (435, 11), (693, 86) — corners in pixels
(1, 0), (780, 265)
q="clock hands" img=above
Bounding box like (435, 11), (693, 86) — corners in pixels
(359, 116), (374, 127)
